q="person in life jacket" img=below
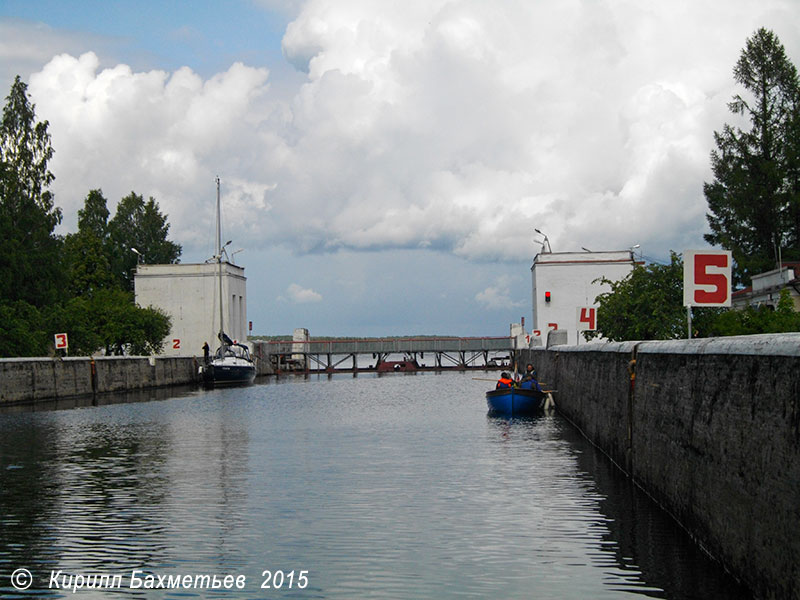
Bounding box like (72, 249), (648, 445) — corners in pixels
(496, 372), (514, 389)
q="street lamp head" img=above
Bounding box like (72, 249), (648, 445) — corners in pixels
(534, 229), (552, 253)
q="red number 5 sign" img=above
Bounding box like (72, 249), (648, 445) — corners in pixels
(683, 250), (732, 307)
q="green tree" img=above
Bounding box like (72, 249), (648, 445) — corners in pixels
(704, 28), (800, 285)
(0, 301), (48, 357)
(705, 288), (800, 335)
(48, 289), (172, 356)
(585, 253), (686, 342)
(785, 75), (800, 251)
(64, 189), (116, 297)
(0, 77), (179, 358)
(77, 187), (110, 238)
(0, 75), (64, 307)
(108, 192), (182, 290)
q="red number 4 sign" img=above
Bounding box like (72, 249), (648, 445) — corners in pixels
(577, 307), (596, 331)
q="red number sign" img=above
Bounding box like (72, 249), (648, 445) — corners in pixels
(172, 339), (181, 350)
(54, 333), (68, 350)
(683, 250), (732, 307)
(577, 307), (597, 331)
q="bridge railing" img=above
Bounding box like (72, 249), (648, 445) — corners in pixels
(253, 337), (513, 355)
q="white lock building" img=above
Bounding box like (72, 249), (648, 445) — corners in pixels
(134, 262), (249, 357)
(530, 250), (637, 346)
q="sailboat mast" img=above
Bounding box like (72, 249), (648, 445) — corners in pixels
(216, 176), (225, 345)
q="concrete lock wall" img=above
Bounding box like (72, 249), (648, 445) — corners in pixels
(520, 333), (800, 600)
(0, 356), (203, 406)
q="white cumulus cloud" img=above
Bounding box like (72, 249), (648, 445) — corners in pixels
(476, 276), (524, 310)
(286, 283), (323, 303)
(12, 0), (800, 265)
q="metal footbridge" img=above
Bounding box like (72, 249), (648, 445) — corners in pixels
(251, 336), (516, 373)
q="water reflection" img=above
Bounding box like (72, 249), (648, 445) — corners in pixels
(0, 384), (200, 415)
(0, 393), (251, 597)
(484, 413), (751, 599)
(559, 423), (751, 599)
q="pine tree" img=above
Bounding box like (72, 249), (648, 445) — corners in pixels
(64, 190), (116, 297)
(0, 75), (64, 307)
(108, 192), (182, 290)
(704, 28), (800, 285)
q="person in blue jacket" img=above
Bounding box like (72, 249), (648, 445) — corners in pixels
(519, 366), (543, 392)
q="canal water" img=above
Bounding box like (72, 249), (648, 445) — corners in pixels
(0, 372), (751, 599)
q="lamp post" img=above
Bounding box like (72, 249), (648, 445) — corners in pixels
(534, 229), (552, 253)
(131, 247), (144, 264)
(220, 240), (232, 261)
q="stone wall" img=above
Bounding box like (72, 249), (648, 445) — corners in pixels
(520, 333), (800, 600)
(0, 356), (202, 406)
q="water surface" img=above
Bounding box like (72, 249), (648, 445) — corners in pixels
(0, 372), (750, 598)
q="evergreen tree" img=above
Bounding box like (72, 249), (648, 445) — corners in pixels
(704, 28), (800, 285)
(64, 189), (116, 297)
(0, 75), (63, 306)
(77, 187), (110, 239)
(108, 192), (182, 290)
(785, 82), (800, 251)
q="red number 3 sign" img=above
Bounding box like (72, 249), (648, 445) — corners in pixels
(54, 333), (68, 350)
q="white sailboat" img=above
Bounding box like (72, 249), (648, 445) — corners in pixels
(201, 177), (256, 385)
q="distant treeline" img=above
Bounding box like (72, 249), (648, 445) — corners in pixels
(251, 335), (457, 341)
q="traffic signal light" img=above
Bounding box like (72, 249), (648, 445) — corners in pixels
(545, 291), (551, 303)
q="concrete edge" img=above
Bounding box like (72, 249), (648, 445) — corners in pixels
(537, 333), (800, 357)
(536, 341), (639, 354)
(636, 333), (800, 356)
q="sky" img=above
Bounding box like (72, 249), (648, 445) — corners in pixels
(2, 0), (799, 338)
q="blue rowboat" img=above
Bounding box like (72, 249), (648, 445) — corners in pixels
(486, 388), (546, 416)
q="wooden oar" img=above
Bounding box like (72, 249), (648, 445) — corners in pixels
(472, 377), (550, 385)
